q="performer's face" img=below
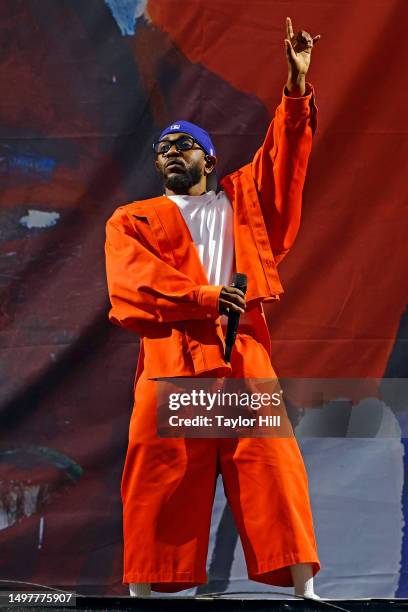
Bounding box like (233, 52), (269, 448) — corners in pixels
(154, 133), (212, 193)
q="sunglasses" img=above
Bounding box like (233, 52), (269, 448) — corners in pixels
(153, 135), (204, 156)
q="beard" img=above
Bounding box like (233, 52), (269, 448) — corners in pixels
(162, 162), (202, 194)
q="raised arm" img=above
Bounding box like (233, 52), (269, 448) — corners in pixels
(252, 17), (320, 264)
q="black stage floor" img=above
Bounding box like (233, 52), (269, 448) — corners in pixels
(2, 596), (408, 612)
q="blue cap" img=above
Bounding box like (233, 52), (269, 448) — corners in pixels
(158, 120), (216, 157)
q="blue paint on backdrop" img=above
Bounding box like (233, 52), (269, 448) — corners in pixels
(0, 150), (56, 179)
(104, 0), (146, 36)
(396, 414), (408, 596)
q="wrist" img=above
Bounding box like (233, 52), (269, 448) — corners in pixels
(286, 72), (306, 97)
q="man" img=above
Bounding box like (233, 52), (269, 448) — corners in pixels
(105, 17), (321, 599)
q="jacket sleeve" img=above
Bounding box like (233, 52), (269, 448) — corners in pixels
(251, 82), (318, 264)
(105, 210), (223, 334)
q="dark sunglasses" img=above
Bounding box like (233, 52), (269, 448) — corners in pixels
(153, 135), (204, 156)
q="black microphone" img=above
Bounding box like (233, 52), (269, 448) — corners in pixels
(224, 273), (247, 363)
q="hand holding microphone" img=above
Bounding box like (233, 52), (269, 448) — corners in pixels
(218, 273), (247, 363)
(218, 285), (246, 316)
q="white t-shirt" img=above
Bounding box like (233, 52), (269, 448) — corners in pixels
(167, 189), (253, 328)
(167, 190), (234, 287)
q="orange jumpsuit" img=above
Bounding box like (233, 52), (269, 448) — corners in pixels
(105, 83), (321, 592)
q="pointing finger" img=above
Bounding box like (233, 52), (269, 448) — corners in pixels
(286, 16), (294, 40)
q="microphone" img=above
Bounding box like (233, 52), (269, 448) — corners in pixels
(224, 273), (247, 363)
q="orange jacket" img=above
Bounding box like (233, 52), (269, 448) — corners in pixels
(105, 84), (317, 383)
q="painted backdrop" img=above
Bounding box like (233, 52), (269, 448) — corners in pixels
(0, 0), (407, 598)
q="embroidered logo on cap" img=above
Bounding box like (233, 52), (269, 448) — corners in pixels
(170, 124), (180, 130)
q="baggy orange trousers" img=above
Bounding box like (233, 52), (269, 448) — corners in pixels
(121, 333), (321, 592)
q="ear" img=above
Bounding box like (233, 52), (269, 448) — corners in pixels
(204, 154), (217, 176)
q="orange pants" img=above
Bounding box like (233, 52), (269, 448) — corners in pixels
(121, 333), (321, 592)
